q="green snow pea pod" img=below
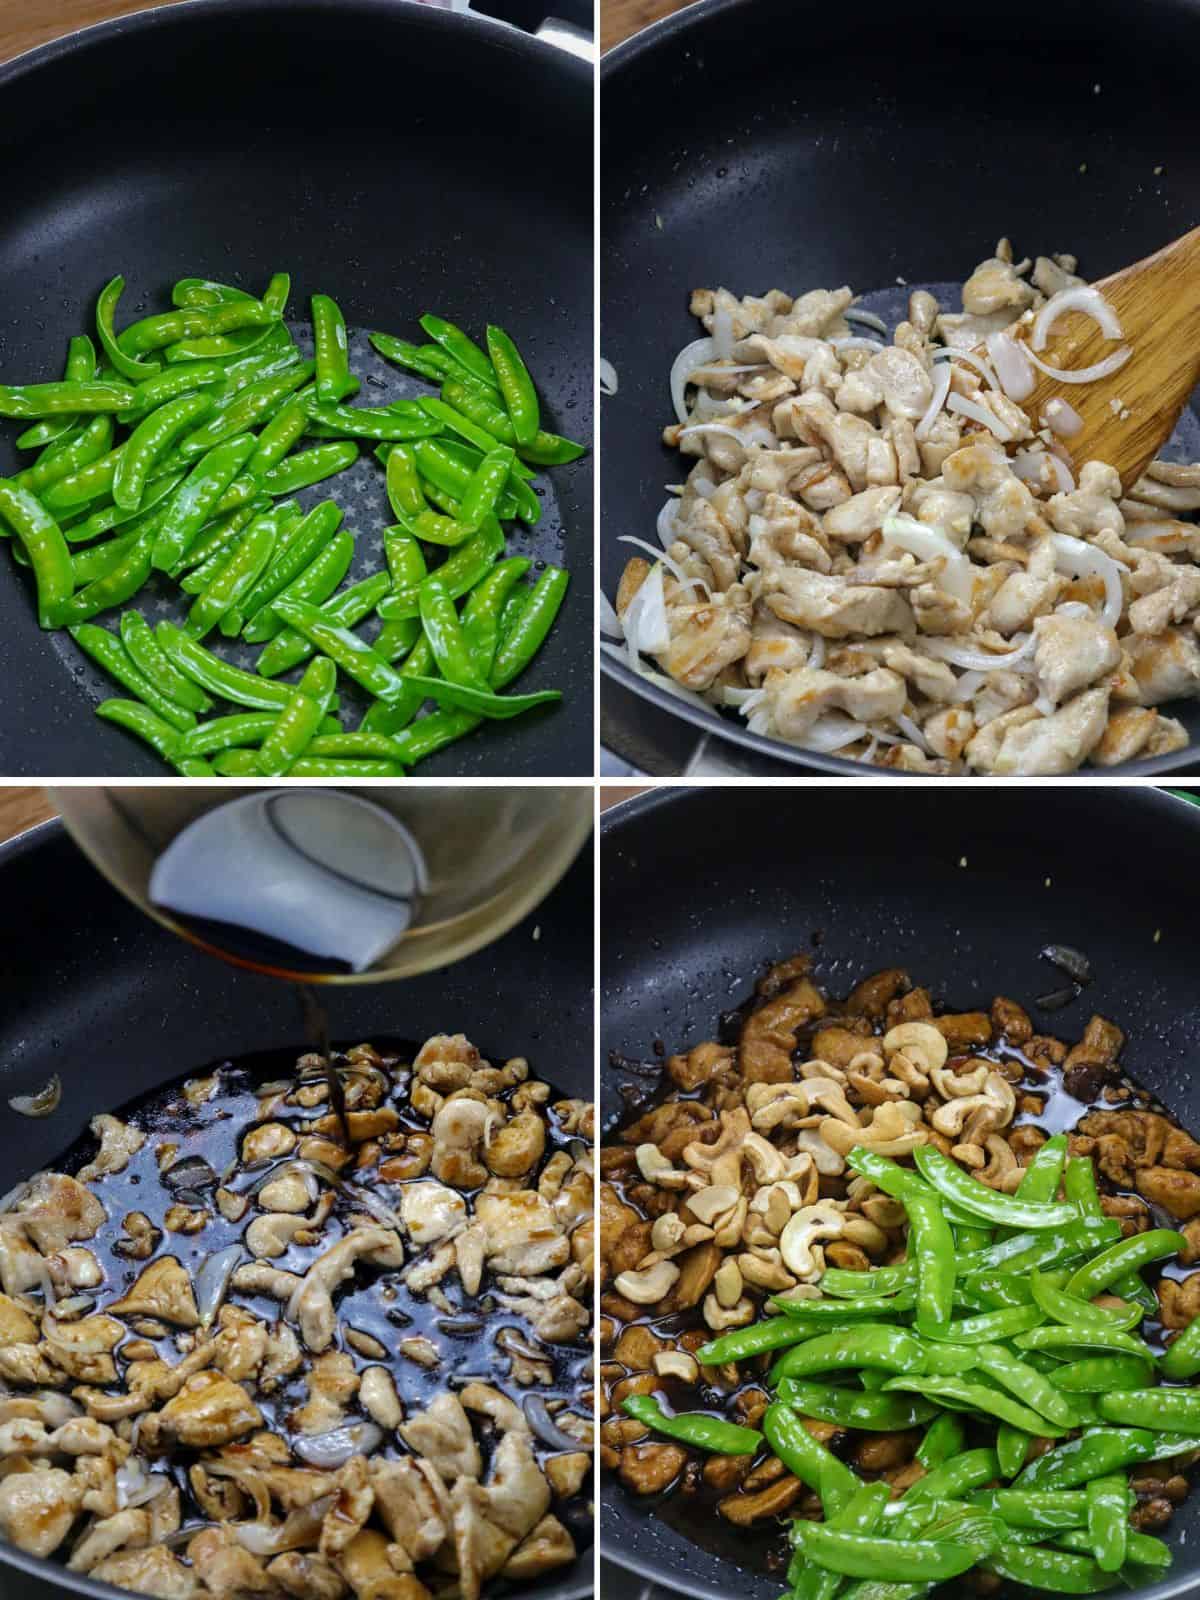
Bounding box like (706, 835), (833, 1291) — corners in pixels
(491, 566), (569, 687)
(119, 613), (212, 712)
(360, 635), (436, 733)
(179, 361), (315, 458)
(461, 559), (532, 680)
(114, 392), (215, 511)
(418, 580), (486, 689)
(904, 1188), (956, 1332)
(984, 1545), (1119, 1593)
(769, 1325), (926, 1385)
(622, 1395), (762, 1455)
(19, 415), (114, 497)
(156, 623), (293, 710)
(1159, 1317), (1200, 1380)
(972, 1489), (1089, 1530)
(251, 531), (358, 667)
(63, 468), (185, 544)
(440, 377), (586, 464)
(821, 1263), (914, 1299)
(311, 294), (359, 404)
(177, 504), (261, 590)
(769, 1290), (916, 1320)
(996, 1424), (1032, 1478)
(793, 1524), (977, 1584)
(905, 1449), (1000, 1504)
(374, 527), (427, 662)
(431, 435), (539, 522)
(391, 505), (475, 546)
(458, 444), (515, 531)
(419, 314), (497, 388)
(1011, 1132), (1068, 1208)
(211, 326), (297, 386)
(1056, 1528), (1171, 1569)
(913, 1147), (1076, 1230)
(40, 442), (128, 512)
(1017, 1427), (1156, 1490)
(257, 573), (390, 678)
(172, 277), (255, 307)
(385, 708), (479, 765)
(51, 522), (161, 624)
(486, 325), (539, 445)
(305, 732), (406, 760)
(761, 1402), (860, 1514)
(69, 528), (140, 584)
(384, 443), (431, 522)
(839, 1585), (932, 1600)
(1066, 1229), (1184, 1303)
(185, 510), (277, 638)
(377, 518), (505, 621)
(305, 397), (441, 442)
(1098, 1388), (1200, 1431)
(118, 298), (276, 356)
(882, 1375), (1067, 1436)
(261, 274), (291, 317)
(286, 757), (403, 777)
(953, 1224), (994, 1256)
(1030, 1271), (1143, 1334)
(416, 398), (536, 481)
(152, 433), (257, 570)
(246, 392), (312, 476)
(176, 713), (281, 757)
(1088, 1474), (1130, 1572)
(1016, 1325), (1155, 1360)
(972, 1343), (1079, 1428)
(211, 750), (262, 775)
(116, 361), (226, 424)
(369, 331), (453, 383)
(261, 441), (359, 495)
(95, 699), (183, 767)
(70, 623), (195, 731)
(96, 277), (160, 380)
(176, 758), (216, 776)
(256, 656), (337, 777)
(1064, 1153), (1103, 1216)
(790, 1482), (891, 1600)
(777, 1379), (936, 1432)
(240, 503), (344, 636)
(17, 336), (97, 448)
(270, 599), (409, 701)
(914, 1414), (965, 1471)
(1054, 1355), (1154, 1391)
(959, 1270), (1034, 1310)
(0, 480), (73, 627)
(973, 1216), (1123, 1275)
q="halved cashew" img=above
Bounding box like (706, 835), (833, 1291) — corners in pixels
(849, 1070), (910, 1107)
(930, 1062), (989, 1100)
(738, 1248), (796, 1292)
(860, 1194), (906, 1229)
(741, 1133), (787, 1185)
(751, 1181), (803, 1236)
(746, 1080), (858, 1134)
(650, 1214), (687, 1255)
(246, 1213), (309, 1259)
(614, 1260), (680, 1305)
(799, 1059), (848, 1086)
(929, 1072), (1015, 1139)
(681, 1109), (752, 1172)
(978, 1134), (1020, 1191)
(793, 1129), (845, 1177)
(635, 1145), (689, 1189)
(841, 1214), (888, 1255)
(713, 1197), (749, 1249)
(820, 1100), (926, 1159)
(654, 1350), (699, 1383)
(714, 1260), (743, 1309)
(952, 1143), (985, 1169)
(882, 1023), (947, 1099)
(779, 1201), (844, 1280)
(687, 1185), (741, 1226)
(702, 1293), (755, 1331)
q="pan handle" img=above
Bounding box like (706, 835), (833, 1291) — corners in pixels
(465, 0), (594, 58)
(534, 16), (593, 58)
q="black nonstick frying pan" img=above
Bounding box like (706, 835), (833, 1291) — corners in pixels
(0, 0), (592, 777)
(600, 0), (1200, 778)
(601, 784), (1200, 1600)
(0, 810), (593, 1600)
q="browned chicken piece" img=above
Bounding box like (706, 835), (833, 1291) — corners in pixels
(268, 1552), (350, 1600)
(740, 976), (827, 1082)
(1098, 1193), (1152, 1236)
(1062, 1015), (1125, 1101)
(90, 1546), (200, 1597)
(844, 969), (910, 1019)
(1137, 1168), (1200, 1220)
(1158, 1276), (1200, 1330)
(499, 1515), (576, 1580)
(618, 1442), (687, 1495)
(932, 1013), (992, 1049)
(718, 1476), (805, 1523)
(107, 1256), (200, 1328)
(141, 1372), (263, 1450)
(990, 996), (1032, 1043)
(188, 1525), (275, 1595)
(0, 1467), (82, 1556)
(667, 1042), (736, 1092)
(15, 1172), (106, 1253)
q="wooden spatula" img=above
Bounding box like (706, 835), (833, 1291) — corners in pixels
(994, 226), (1200, 493)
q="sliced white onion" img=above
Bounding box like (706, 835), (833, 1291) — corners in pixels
(881, 512), (975, 602)
(933, 346), (1000, 392)
(195, 1243), (245, 1329)
(711, 307), (735, 359)
(722, 686), (760, 708)
(116, 1460), (169, 1510)
(656, 498), (679, 548)
(8, 1076), (61, 1118)
(599, 588), (623, 640)
(618, 535), (709, 597)
(808, 634), (827, 672)
(1032, 285), (1123, 351)
(600, 641), (716, 712)
(670, 337), (717, 422)
(952, 669), (986, 703)
(1057, 601), (1093, 619)
(915, 359), (953, 442)
(895, 712), (932, 753)
(341, 1178), (406, 1234)
(599, 357), (618, 397)
(798, 713), (873, 753)
(621, 562), (669, 671)
(524, 1394), (586, 1452)
(947, 393), (1013, 443)
(294, 1421), (383, 1469)
(829, 336), (885, 353)
(1024, 344), (1131, 384)
(986, 332), (1035, 402)
(1043, 397), (1083, 436)
(922, 633), (1036, 672)
(1050, 532), (1126, 629)
(688, 364), (770, 381)
(844, 308), (889, 334)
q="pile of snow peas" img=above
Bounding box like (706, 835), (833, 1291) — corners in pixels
(0, 274), (584, 775)
(625, 1136), (1200, 1597)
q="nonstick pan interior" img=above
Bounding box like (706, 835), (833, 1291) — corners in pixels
(0, 0), (593, 777)
(0, 815), (593, 1600)
(601, 0), (1200, 777)
(601, 784), (1200, 1599)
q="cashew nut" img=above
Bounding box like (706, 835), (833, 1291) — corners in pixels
(820, 1100), (926, 1158)
(701, 1292), (755, 1331)
(714, 1259), (744, 1309)
(614, 1260), (680, 1305)
(860, 1194), (906, 1229)
(654, 1350), (700, 1383)
(687, 1184), (741, 1226)
(635, 1144), (689, 1188)
(650, 1213), (687, 1255)
(245, 1212), (310, 1259)
(841, 1214), (889, 1255)
(681, 1108), (752, 1172)
(952, 1142), (986, 1169)
(779, 1200), (845, 1280)
(978, 1134), (1020, 1191)
(883, 1022), (949, 1073)
(793, 1129), (845, 1177)
(738, 1248), (797, 1292)
(741, 1133), (787, 1185)
(929, 1072), (1015, 1139)
(930, 1062), (989, 1100)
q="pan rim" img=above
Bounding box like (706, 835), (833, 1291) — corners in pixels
(599, 0), (1200, 778)
(0, 808), (594, 1600)
(599, 779), (1200, 1600)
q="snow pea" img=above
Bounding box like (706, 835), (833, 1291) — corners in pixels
(19, 415), (114, 496)
(96, 276), (160, 380)
(491, 566), (569, 688)
(486, 325), (539, 445)
(984, 1546), (1120, 1593)
(913, 1147), (1076, 1230)
(95, 699), (184, 765)
(416, 398), (537, 482)
(179, 361), (314, 458)
(418, 580), (485, 690)
(771, 1325), (926, 1385)
(385, 707), (480, 764)
(179, 505), (262, 591)
(306, 396), (442, 442)
(256, 656), (337, 777)
(420, 314), (498, 388)
(0, 380), (132, 421)
(791, 1482), (891, 1600)
(440, 376), (586, 464)
(247, 391), (312, 476)
(1030, 1271), (1144, 1334)
(460, 557), (532, 680)
(762, 1401), (861, 1513)
(0, 480), (72, 627)
(287, 757), (403, 777)
(17, 336), (97, 448)
(973, 1489), (1089, 1530)
(376, 518), (504, 621)
(305, 731), (406, 760)
(1054, 1355), (1154, 1392)
(369, 331), (452, 383)
(52, 521), (161, 624)
(240, 502), (344, 637)
(1088, 1474), (1130, 1572)
(1098, 1388), (1200, 1430)
(261, 441), (358, 495)
(156, 623), (293, 710)
(777, 1379), (937, 1431)
(114, 392), (215, 511)
(1159, 1315), (1200, 1380)
(152, 433), (257, 570)
(1056, 1528), (1171, 1569)
(973, 1343), (1080, 1428)
(176, 713), (282, 757)
(118, 298), (276, 356)
(311, 293), (359, 404)
(270, 597), (411, 702)
(996, 1423), (1032, 1478)
(622, 1394), (762, 1455)
(69, 528), (140, 584)
(70, 623), (196, 731)
(251, 535), (363, 672)
(904, 1188), (955, 1332)
(1066, 1229), (1184, 1303)
(392, 505), (476, 546)
(914, 1413), (965, 1470)
(119, 613), (212, 712)
(906, 1448), (999, 1503)
(794, 1524), (977, 1583)
(384, 443), (429, 521)
(116, 361), (226, 424)
(186, 508), (277, 638)
(458, 443), (515, 531)
(1017, 1427), (1156, 1490)
(1017, 1325), (1155, 1360)
(1011, 1132), (1068, 1207)
(883, 1374), (1068, 1436)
